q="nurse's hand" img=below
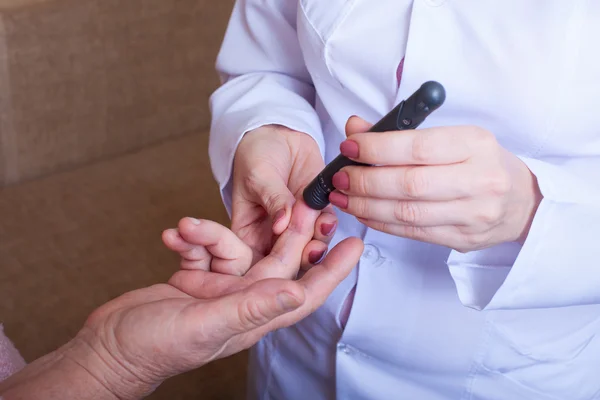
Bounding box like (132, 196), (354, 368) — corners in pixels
(232, 125), (337, 266)
(329, 117), (543, 253)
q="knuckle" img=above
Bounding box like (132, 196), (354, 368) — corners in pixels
(394, 201), (423, 225)
(411, 134), (432, 163)
(405, 225), (431, 241)
(372, 221), (390, 234)
(476, 203), (504, 225)
(354, 197), (369, 217)
(466, 127), (497, 155)
(415, 226), (431, 239)
(459, 235), (480, 253)
(242, 172), (263, 194)
(461, 231), (491, 252)
(362, 137), (387, 164)
(402, 167), (428, 198)
(485, 170), (512, 196)
(360, 142), (376, 162)
(184, 246), (208, 262)
(465, 233), (481, 247)
(263, 191), (287, 211)
(380, 222), (391, 233)
(470, 126), (496, 146)
(353, 170), (369, 194)
(239, 297), (271, 329)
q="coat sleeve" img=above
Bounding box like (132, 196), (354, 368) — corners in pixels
(208, 0), (324, 213)
(446, 156), (600, 311)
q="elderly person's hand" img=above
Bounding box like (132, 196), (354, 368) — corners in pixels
(0, 212), (363, 400)
(328, 116), (542, 253)
(163, 199), (342, 276)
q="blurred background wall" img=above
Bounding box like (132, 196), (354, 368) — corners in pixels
(0, 1), (245, 398)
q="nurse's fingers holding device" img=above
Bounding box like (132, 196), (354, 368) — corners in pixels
(302, 81), (446, 211)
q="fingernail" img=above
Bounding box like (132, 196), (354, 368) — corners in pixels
(188, 218), (201, 225)
(332, 172), (349, 191)
(329, 192), (349, 209)
(309, 250), (326, 265)
(321, 222), (337, 237)
(340, 140), (359, 159)
(273, 209), (286, 224)
(277, 292), (302, 312)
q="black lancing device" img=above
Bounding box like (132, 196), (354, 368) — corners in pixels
(302, 80), (446, 211)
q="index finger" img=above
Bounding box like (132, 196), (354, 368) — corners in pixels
(343, 125), (487, 166)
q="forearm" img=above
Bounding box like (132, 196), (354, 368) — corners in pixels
(0, 332), (156, 400)
(0, 339), (114, 400)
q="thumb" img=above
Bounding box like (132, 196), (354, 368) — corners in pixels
(345, 115), (373, 138)
(212, 279), (306, 337)
(253, 176), (296, 235)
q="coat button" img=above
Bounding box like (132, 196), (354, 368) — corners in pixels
(362, 244), (379, 261)
(361, 244), (386, 267)
(337, 343), (352, 355)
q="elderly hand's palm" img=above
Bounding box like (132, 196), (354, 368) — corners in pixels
(83, 279), (297, 385)
(82, 204), (363, 388)
(84, 283), (226, 383)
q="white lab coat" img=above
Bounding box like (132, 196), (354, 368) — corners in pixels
(209, 1), (600, 399)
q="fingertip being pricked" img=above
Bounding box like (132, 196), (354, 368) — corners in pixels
(288, 200), (320, 235)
